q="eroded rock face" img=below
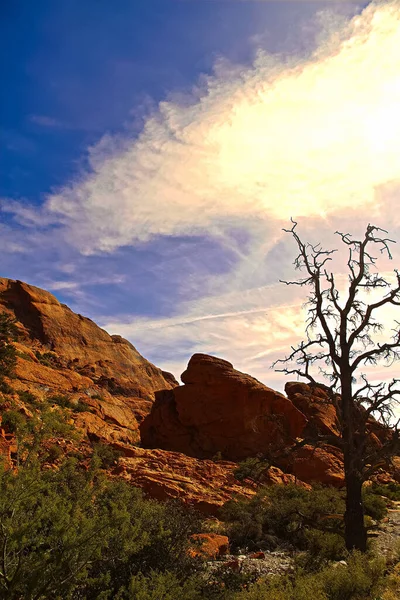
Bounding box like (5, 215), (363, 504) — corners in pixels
(278, 444), (345, 487)
(0, 278), (177, 443)
(113, 446), (256, 514)
(285, 382), (341, 438)
(140, 353), (308, 460)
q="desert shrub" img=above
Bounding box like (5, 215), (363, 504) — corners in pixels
(46, 444), (63, 462)
(15, 350), (33, 362)
(0, 456), (203, 600)
(362, 487), (388, 521)
(381, 561), (400, 599)
(1, 409), (25, 434)
(73, 399), (90, 412)
(318, 552), (385, 600)
(233, 457), (270, 483)
(232, 552), (385, 600)
(221, 484), (345, 553)
(231, 572), (328, 600)
(0, 313), (18, 381)
(35, 350), (60, 368)
(17, 389), (39, 405)
(48, 393), (74, 409)
(301, 529), (347, 565)
(127, 571), (202, 600)
(93, 442), (122, 469)
(0, 380), (14, 395)
(370, 481), (400, 502)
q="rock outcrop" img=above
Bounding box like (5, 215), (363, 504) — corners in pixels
(0, 278), (177, 443)
(114, 446), (257, 514)
(140, 353), (308, 460)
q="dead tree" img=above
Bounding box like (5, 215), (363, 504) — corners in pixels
(274, 221), (400, 551)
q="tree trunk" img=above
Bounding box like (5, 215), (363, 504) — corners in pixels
(344, 468), (367, 551)
(341, 370), (367, 552)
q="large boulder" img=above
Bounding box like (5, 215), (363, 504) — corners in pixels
(285, 382), (341, 438)
(140, 353), (308, 460)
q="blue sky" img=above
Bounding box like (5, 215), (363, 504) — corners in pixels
(2, 0), (400, 386)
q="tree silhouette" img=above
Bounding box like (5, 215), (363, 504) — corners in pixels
(274, 221), (400, 551)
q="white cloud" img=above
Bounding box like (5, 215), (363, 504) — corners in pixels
(30, 0), (400, 256)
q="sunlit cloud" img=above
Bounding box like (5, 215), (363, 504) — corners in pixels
(28, 0), (400, 255)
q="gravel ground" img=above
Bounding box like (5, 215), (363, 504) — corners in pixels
(208, 550), (294, 578)
(372, 501), (400, 556)
(206, 502), (400, 580)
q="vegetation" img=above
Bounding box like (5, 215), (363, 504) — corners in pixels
(231, 553), (387, 600)
(369, 481), (400, 502)
(274, 222), (400, 551)
(0, 410), (398, 600)
(0, 312), (18, 382)
(221, 484), (346, 558)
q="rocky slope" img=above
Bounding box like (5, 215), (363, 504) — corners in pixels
(0, 277), (176, 445)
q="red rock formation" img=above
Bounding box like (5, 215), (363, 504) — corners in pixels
(189, 533), (229, 559)
(279, 444), (345, 487)
(0, 278), (176, 443)
(285, 382), (340, 438)
(140, 354), (308, 460)
(113, 446), (256, 514)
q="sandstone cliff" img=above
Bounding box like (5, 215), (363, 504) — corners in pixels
(0, 277), (176, 444)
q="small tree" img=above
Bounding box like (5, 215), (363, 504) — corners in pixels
(0, 312), (18, 382)
(274, 221), (400, 551)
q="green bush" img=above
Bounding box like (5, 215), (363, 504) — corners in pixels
(0, 313), (18, 381)
(1, 409), (25, 434)
(319, 552), (385, 600)
(233, 457), (270, 483)
(46, 444), (63, 462)
(302, 529), (347, 565)
(35, 350), (60, 368)
(127, 571), (202, 600)
(0, 456), (202, 600)
(221, 484), (345, 553)
(48, 393), (74, 409)
(232, 552), (385, 600)
(363, 488), (388, 521)
(93, 442), (122, 469)
(0, 380), (14, 395)
(17, 390), (39, 405)
(370, 481), (400, 502)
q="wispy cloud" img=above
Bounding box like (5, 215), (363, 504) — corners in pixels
(17, 1), (395, 256)
(29, 115), (69, 129)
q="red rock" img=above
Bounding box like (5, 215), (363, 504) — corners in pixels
(0, 278), (176, 401)
(113, 446), (255, 514)
(0, 277), (176, 443)
(224, 560), (240, 572)
(280, 444), (345, 487)
(262, 465), (311, 489)
(285, 382), (340, 438)
(141, 354), (308, 460)
(189, 533), (229, 559)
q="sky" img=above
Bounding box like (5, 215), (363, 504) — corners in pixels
(2, 0), (400, 390)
